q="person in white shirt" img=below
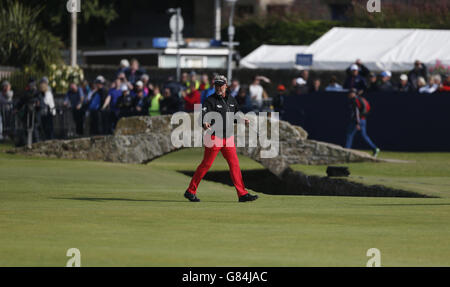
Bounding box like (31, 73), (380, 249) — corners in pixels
(325, 76), (344, 92)
(38, 78), (56, 140)
(419, 74), (441, 94)
(0, 81), (14, 140)
(249, 76), (263, 111)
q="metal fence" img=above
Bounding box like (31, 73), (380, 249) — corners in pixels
(0, 98), (97, 147)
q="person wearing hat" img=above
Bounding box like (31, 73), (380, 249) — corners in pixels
(116, 84), (135, 119)
(344, 64), (367, 95)
(88, 75), (108, 135)
(117, 59), (130, 77)
(346, 59), (371, 78)
(133, 80), (149, 116)
(378, 71), (394, 92)
(184, 75), (259, 203)
(397, 74), (412, 93)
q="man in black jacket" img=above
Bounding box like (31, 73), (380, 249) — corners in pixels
(184, 75), (259, 203)
(408, 60), (428, 90)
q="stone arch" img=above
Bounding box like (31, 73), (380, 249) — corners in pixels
(11, 115), (426, 197)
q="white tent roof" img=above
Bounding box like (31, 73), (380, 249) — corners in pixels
(240, 45), (308, 69)
(303, 27), (450, 71)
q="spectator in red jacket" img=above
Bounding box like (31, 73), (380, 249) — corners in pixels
(440, 74), (450, 92)
(183, 81), (201, 112)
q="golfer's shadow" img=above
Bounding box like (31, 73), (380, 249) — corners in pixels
(51, 197), (185, 203)
(51, 197), (237, 203)
(178, 169), (285, 195)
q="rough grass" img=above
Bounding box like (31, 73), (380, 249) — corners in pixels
(0, 145), (449, 266)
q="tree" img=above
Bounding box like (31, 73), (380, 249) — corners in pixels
(22, 0), (119, 46)
(349, 0), (450, 29)
(0, 0), (63, 71)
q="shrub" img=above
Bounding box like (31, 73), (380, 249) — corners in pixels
(0, 0), (63, 72)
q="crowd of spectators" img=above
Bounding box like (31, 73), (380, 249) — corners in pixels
(309, 59), (450, 95)
(1, 57), (449, 145)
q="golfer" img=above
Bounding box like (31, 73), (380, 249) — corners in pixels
(184, 75), (259, 203)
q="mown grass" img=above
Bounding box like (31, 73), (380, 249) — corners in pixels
(0, 145), (449, 266)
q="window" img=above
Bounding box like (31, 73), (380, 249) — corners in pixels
(267, 5), (288, 16)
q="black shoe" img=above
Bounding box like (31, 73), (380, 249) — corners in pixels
(184, 191), (200, 202)
(239, 193), (259, 202)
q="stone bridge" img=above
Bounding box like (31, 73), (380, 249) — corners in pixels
(10, 115), (426, 197)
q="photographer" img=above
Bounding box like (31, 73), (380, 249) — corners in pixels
(14, 79), (41, 146)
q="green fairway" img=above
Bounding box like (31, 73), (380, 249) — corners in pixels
(291, 151), (450, 198)
(0, 145), (449, 266)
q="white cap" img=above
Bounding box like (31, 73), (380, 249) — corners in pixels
(121, 84), (129, 92)
(296, 77), (307, 85)
(95, 75), (106, 84)
(135, 80), (144, 87)
(120, 59), (130, 68)
(350, 64), (359, 71)
(400, 74), (408, 81)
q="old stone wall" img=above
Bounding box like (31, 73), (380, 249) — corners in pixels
(11, 115), (378, 178)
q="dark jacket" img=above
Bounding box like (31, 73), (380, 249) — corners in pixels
(397, 82), (412, 93)
(408, 65), (428, 90)
(344, 75), (367, 93)
(160, 95), (180, 115)
(378, 81), (394, 92)
(202, 91), (243, 139)
(117, 93), (136, 117)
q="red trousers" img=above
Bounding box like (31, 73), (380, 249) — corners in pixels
(187, 136), (248, 197)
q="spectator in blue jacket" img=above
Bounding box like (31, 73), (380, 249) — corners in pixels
(104, 77), (124, 132)
(88, 76), (108, 135)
